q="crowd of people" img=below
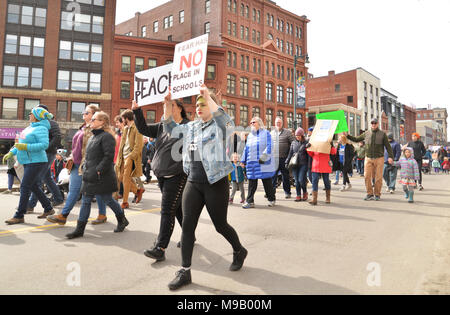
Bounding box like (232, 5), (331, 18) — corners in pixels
(2, 85), (449, 290)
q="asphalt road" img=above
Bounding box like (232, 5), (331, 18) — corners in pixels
(0, 172), (449, 295)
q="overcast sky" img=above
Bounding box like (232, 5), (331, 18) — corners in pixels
(116, 0), (450, 139)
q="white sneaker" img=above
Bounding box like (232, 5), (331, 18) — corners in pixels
(1, 189), (12, 194)
(340, 185), (346, 192)
(389, 189), (394, 194)
(386, 188), (390, 192)
(346, 184), (352, 190)
(268, 201), (276, 207)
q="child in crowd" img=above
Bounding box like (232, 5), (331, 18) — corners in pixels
(51, 149), (67, 182)
(394, 147), (420, 203)
(432, 156), (441, 174)
(441, 157), (449, 174)
(229, 153), (246, 204)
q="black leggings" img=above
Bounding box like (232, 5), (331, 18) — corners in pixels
(181, 177), (242, 268)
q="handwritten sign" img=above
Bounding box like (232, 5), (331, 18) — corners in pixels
(171, 34), (209, 100)
(307, 120), (339, 154)
(134, 64), (172, 106)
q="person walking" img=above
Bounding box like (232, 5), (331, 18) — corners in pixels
(441, 157), (449, 174)
(347, 118), (394, 201)
(4, 107), (55, 225)
(46, 104), (107, 226)
(2, 154), (19, 194)
(337, 135), (355, 192)
(143, 138), (155, 184)
(115, 110), (144, 209)
(241, 116), (276, 209)
(306, 142), (337, 205)
(383, 134), (401, 194)
(65, 111), (129, 239)
(393, 147), (420, 203)
(355, 141), (366, 176)
(132, 97), (190, 262)
(271, 117), (295, 199)
(285, 127), (309, 202)
(407, 133), (426, 190)
(229, 153), (246, 204)
(163, 85), (247, 291)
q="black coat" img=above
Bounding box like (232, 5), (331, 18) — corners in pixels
(81, 129), (118, 195)
(339, 144), (355, 172)
(285, 139), (309, 168)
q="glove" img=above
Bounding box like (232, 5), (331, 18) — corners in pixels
(3, 151), (13, 164)
(15, 143), (28, 151)
(306, 143), (312, 149)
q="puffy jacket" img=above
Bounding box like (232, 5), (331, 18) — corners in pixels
(241, 128), (276, 180)
(307, 147), (337, 174)
(230, 163), (245, 183)
(81, 129), (118, 195)
(11, 119), (50, 165)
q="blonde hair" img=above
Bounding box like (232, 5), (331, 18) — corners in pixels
(339, 134), (348, 144)
(93, 111), (115, 136)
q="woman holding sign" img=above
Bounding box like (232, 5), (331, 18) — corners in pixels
(162, 85), (247, 291)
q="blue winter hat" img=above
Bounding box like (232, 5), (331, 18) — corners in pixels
(31, 107), (53, 121)
(308, 127), (314, 132)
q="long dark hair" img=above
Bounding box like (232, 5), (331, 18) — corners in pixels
(175, 100), (188, 120)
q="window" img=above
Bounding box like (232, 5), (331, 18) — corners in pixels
(227, 21), (232, 35)
(71, 102), (86, 123)
(227, 74), (236, 95)
(246, 56), (249, 71)
(57, 70), (70, 90)
(277, 85), (284, 103)
(266, 82), (273, 101)
(91, 44), (103, 63)
(164, 15), (173, 29)
(5, 35), (17, 54)
(24, 99), (40, 119)
(277, 111), (284, 124)
(226, 103), (236, 121)
(240, 105), (248, 127)
(135, 57), (145, 72)
(179, 11), (185, 23)
(241, 55), (245, 70)
(57, 101), (68, 122)
(153, 21), (159, 33)
(228, 0), (232, 11)
(266, 109), (273, 127)
(252, 107), (260, 118)
(121, 81), (130, 99)
(168, 35), (173, 41)
(287, 112), (294, 129)
(286, 88), (293, 105)
(31, 68), (43, 89)
(122, 56), (131, 72)
(233, 52), (237, 68)
(146, 110), (156, 124)
(74, 14), (91, 32)
(57, 70), (100, 92)
(240, 26), (244, 39)
(149, 59), (157, 69)
(90, 73), (101, 92)
(19, 36), (31, 55)
(71, 72), (88, 91)
(232, 23), (236, 36)
(335, 84), (341, 92)
(7, 4), (20, 24)
(245, 27), (249, 41)
(205, 0), (211, 14)
(141, 26), (147, 37)
(2, 98), (18, 120)
(252, 80), (260, 99)
(33, 38), (45, 57)
(21, 6), (33, 25)
(240, 77), (248, 97)
(73, 42), (90, 61)
(92, 16), (104, 34)
(16, 67), (29, 87)
(227, 52), (232, 66)
(204, 22), (210, 34)
(207, 65), (216, 80)
(296, 113), (302, 128)
(265, 61), (269, 75)
(347, 96), (354, 103)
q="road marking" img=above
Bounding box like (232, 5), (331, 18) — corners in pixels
(0, 208), (161, 238)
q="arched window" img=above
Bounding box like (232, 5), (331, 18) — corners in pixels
(240, 105), (248, 127)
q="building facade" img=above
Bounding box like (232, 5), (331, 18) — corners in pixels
(0, 0), (116, 156)
(416, 107), (448, 144)
(380, 88), (403, 141)
(116, 0), (309, 130)
(402, 105), (417, 144)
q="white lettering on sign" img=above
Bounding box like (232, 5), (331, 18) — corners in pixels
(134, 64), (172, 106)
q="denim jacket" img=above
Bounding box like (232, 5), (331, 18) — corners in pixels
(163, 107), (234, 185)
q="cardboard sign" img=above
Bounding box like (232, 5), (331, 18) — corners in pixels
(134, 64), (172, 106)
(307, 120), (339, 154)
(316, 110), (348, 134)
(171, 34), (209, 100)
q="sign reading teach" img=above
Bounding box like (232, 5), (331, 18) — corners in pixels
(134, 64), (172, 106)
(171, 34), (209, 100)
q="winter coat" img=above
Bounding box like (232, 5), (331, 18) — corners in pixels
(10, 119), (50, 165)
(355, 146), (366, 159)
(307, 146), (337, 174)
(271, 128), (295, 159)
(285, 139), (309, 169)
(47, 120), (62, 155)
(339, 143), (355, 172)
(347, 128), (393, 159)
(230, 163), (245, 183)
(241, 128), (276, 180)
(385, 140), (401, 163)
(81, 129), (118, 195)
(116, 122), (143, 178)
(393, 156), (420, 181)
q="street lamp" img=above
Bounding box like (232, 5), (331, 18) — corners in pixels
(293, 53), (309, 130)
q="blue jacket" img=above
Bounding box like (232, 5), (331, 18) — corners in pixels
(384, 140), (401, 163)
(241, 129), (276, 180)
(163, 107), (234, 185)
(11, 119), (50, 165)
(230, 163), (245, 183)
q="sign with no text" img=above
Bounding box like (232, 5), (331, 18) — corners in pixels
(134, 64), (172, 106)
(171, 34), (209, 100)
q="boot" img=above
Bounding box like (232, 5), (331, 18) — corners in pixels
(403, 188), (409, 199)
(302, 192), (308, 201)
(114, 213), (129, 233)
(91, 214), (107, 225)
(66, 221), (87, 239)
(325, 190), (331, 204)
(408, 191), (414, 203)
(47, 214), (67, 225)
(309, 191), (318, 205)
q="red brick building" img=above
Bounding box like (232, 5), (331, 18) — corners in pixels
(113, 35), (226, 120)
(116, 0), (309, 129)
(403, 105), (417, 143)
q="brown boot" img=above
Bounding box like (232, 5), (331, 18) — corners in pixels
(91, 214), (107, 225)
(309, 191), (318, 205)
(5, 217), (25, 225)
(47, 214), (67, 225)
(325, 190), (331, 204)
(121, 202), (129, 210)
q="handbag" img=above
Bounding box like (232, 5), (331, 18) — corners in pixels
(288, 152), (299, 169)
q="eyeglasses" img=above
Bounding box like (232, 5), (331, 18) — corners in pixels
(82, 111), (92, 116)
(250, 121), (257, 125)
(91, 118), (98, 122)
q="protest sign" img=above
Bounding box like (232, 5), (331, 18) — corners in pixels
(171, 34), (209, 100)
(307, 120), (339, 154)
(134, 64), (172, 106)
(316, 110), (348, 134)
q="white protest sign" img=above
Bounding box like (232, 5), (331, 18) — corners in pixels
(171, 34), (209, 100)
(134, 64), (172, 106)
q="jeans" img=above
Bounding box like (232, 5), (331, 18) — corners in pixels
(415, 159), (423, 185)
(61, 164), (106, 217)
(383, 164), (398, 190)
(14, 163), (52, 219)
(247, 178), (275, 203)
(28, 153), (64, 208)
(312, 172), (331, 192)
(272, 157), (291, 196)
(356, 159), (365, 175)
(78, 193), (124, 223)
(155, 174), (187, 249)
(8, 173), (18, 190)
(292, 164), (308, 196)
(335, 170), (341, 183)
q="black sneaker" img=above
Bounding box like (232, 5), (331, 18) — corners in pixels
(168, 269), (192, 291)
(364, 195), (375, 201)
(144, 247), (166, 262)
(230, 247), (248, 271)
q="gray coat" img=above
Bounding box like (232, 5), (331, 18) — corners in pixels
(271, 128), (295, 159)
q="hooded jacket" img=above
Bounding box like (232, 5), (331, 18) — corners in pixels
(10, 119), (50, 165)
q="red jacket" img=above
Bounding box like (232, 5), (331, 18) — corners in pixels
(308, 147), (337, 174)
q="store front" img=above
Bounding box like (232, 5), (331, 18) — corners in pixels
(0, 128), (24, 161)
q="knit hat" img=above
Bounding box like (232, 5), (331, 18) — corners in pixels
(308, 127), (314, 132)
(32, 107), (53, 121)
(295, 127), (305, 137)
(412, 132), (420, 139)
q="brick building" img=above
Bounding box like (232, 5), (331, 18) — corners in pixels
(113, 35), (226, 120)
(402, 105), (417, 144)
(116, 0), (309, 129)
(0, 0), (116, 155)
(416, 107), (448, 144)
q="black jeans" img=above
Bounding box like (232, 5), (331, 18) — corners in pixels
(415, 159), (423, 185)
(272, 157), (291, 196)
(156, 174), (187, 249)
(247, 178), (275, 203)
(181, 177), (242, 268)
(342, 169), (351, 185)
